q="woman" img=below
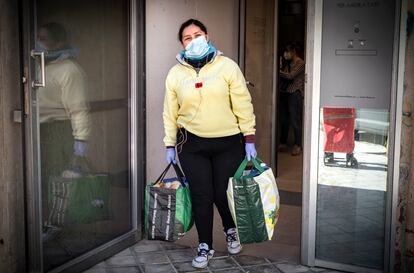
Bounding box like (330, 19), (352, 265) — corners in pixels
(162, 19), (257, 269)
(278, 43), (305, 156)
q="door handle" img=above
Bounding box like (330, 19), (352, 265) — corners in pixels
(30, 50), (46, 88)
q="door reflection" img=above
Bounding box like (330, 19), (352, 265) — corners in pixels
(35, 0), (130, 271)
(38, 21), (92, 232)
(316, 107), (388, 269)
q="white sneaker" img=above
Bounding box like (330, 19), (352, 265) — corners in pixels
(192, 243), (214, 269)
(225, 228), (242, 255)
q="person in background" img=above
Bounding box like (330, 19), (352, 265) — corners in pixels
(163, 18), (257, 269)
(278, 43), (305, 156)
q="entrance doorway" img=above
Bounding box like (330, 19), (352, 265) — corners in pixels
(241, 0), (306, 263)
(276, 0), (306, 194)
(274, 0), (307, 263)
(22, 0), (144, 272)
(174, 0), (305, 263)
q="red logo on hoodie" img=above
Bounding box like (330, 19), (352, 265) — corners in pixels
(195, 82), (203, 88)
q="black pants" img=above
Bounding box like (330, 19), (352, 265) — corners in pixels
(40, 121), (73, 225)
(279, 90), (303, 146)
(177, 130), (245, 249)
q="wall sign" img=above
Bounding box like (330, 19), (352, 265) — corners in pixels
(320, 0), (395, 109)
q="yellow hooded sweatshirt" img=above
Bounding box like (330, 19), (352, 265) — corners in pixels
(163, 54), (255, 147)
(38, 58), (91, 141)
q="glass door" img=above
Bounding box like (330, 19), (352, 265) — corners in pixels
(315, 0), (398, 271)
(22, 0), (143, 272)
(302, 0), (403, 272)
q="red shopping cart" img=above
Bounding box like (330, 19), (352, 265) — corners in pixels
(322, 107), (358, 168)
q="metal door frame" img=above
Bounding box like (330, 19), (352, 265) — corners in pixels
(301, 1), (407, 272)
(21, 0), (146, 272)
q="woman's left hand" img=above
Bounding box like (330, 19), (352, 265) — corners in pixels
(245, 143), (257, 161)
(74, 140), (88, 157)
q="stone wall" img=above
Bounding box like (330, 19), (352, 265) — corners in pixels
(396, 1), (414, 272)
(0, 0), (26, 272)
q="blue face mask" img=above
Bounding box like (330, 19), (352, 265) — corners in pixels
(35, 40), (79, 62)
(184, 36), (210, 60)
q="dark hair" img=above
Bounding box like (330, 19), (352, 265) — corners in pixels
(285, 42), (302, 57)
(178, 19), (208, 42)
(40, 22), (68, 45)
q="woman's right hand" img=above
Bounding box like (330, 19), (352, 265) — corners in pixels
(245, 143), (257, 161)
(166, 147), (177, 164)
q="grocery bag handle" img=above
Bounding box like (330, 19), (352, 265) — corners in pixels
(171, 162), (186, 186)
(154, 162), (186, 186)
(234, 157), (266, 179)
(154, 164), (172, 185)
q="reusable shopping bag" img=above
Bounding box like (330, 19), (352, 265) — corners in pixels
(47, 157), (110, 226)
(227, 157), (280, 244)
(145, 162), (193, 242)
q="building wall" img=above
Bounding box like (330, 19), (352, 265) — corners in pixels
(0, 0), (413, 272)
(396, 1), (414, 272)
(145, 0), (240, 181)
(244, 0), (275, 164)
(0, 0), (26, 272)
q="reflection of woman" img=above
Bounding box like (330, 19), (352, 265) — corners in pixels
(163, 19), (257, 269)
(37, 22), (90, 160)
(278, 43), (305, 156)
(37, 22), (90, 236)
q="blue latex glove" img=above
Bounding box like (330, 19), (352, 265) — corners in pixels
(73, 140), (88, 157)
(166, 148), (177, 164)
(245, 143), (257, 161)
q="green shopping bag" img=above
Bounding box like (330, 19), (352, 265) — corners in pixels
(46, 157), (110, 226)
(145, 163), (193, 242)
(227, 157), (280, 244)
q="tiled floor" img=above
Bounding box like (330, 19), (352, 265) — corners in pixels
(82, 153), (344, 273)
(82, 145), (380, 273)
(175, 204), (301, 264)
(276, 150), (303, 194)
(83, 138), (387, 272)
(82, 239), (342, 273)
(159, 150), (304, 265)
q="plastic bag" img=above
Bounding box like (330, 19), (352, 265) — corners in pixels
(145, 163), (193, 242)
(47, 157), (110, 226)
(227, 157), (280, 244)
